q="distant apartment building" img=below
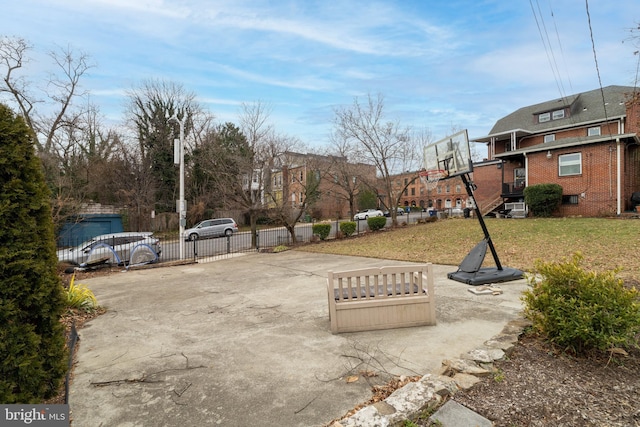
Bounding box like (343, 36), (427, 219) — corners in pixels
(389, 171), (472, 212)
(266, 151), (377, 220)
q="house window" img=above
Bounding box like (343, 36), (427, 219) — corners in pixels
(562, 195), (579, 205)
(559, 153), (582, 176)
(455, 184), (461, 193)
(552, 109), (565, 120)
(445, 184), (450, 193)
(588, 126), (601, 136)
(411, 188), (415, 196)
(538, 112), (551, 122)
(544, 134), (555, 143)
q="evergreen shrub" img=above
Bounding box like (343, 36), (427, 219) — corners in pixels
(312, 223), (331, 240)
(339, 221), (356, 237)
(522, 253), (640, 355)
(523, 183), (563, 217)
(367, 216), (387, 231)
(0, 104), (67, 403)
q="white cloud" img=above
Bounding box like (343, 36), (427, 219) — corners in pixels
(2, 0), (639, 147)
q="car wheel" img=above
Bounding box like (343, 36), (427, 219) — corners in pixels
(224, 229), (233, 237)
(189, 233), (199, 241)
(364, 215), (369, 219)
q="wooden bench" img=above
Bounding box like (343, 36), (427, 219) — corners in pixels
(327, 264), (436, 333)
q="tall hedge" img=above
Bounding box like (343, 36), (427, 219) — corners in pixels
(523, 183), (563, 217)
(0, 104), (67, 402)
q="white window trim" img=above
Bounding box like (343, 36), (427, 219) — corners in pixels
(539, 112), (551, 122)
(558, 153), (582, 176)
(588, 126), (601, 136)
(544, 134), (555, 143)
(552, 109), (565, 120)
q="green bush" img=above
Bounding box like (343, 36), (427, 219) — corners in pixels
(367, 216), (387, 231)
(0, 104), (67, 402)
(522, 253), (640, 354)
(339, 221), (356, 237)
(312, 223), (331, 240)
(523, 183), (563, 217)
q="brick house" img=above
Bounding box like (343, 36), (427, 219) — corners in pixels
(390, 171), (471, 213)
(472, 85), (640, 216)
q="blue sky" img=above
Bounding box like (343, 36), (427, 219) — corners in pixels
(2, 0), (639, 147)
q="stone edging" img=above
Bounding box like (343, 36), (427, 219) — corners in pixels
(330, 317), (532, 427)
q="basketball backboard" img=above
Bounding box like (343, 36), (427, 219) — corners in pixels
(424, 129), (473, 178)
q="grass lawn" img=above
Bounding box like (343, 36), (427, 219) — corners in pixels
(299, 217), (640, 280)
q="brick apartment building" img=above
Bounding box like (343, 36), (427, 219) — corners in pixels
(267, 152), (377, 220)
(389, 171), (471, 213)
(471, 85), (640, 217)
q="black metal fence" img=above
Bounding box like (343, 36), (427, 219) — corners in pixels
(59, 212), (456, 267)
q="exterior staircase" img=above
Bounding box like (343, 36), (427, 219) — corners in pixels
(479, 194), (503, 217)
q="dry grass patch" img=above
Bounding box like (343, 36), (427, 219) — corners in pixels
(300, 217), (640, 278)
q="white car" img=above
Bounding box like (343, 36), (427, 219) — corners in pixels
(57, 232), (161, 266)
(353, 209), (384, 220)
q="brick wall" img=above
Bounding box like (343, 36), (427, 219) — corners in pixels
(471, 163), (503, 211)
(527, 144), (619, 216)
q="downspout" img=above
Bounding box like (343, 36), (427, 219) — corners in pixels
(617, 137), (621, 215)
(523, 152), (528, 214)
(523, 152), (528, 187)
(617, 119), (623, 216)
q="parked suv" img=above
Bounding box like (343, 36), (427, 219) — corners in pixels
(57, 232), (161, 266)
(184, 218), (238, 241)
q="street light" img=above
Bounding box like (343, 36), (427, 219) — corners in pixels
(167, 112), (186, 260)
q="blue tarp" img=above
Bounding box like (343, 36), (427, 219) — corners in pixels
(57, 214), (123, 247)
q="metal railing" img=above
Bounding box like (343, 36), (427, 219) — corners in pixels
(59, 213), (453, 267)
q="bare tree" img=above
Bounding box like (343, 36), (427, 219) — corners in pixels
(266, 149), (330, 244)
(327, 131), (378, 219)
(333, 93), (420, 225)
(237, 101), (288, 247)
(0, 37), (109, 231)
(0, 37), (93, 153)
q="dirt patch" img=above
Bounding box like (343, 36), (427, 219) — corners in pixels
(433, 333), (640, 427)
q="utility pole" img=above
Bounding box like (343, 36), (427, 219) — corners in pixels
(167, 112), (186, 260)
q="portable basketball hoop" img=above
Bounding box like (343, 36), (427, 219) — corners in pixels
(423, 129), (524, 286)
(420, 169), (447, 191)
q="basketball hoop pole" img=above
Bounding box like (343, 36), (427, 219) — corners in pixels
(461, 173), (503, 270)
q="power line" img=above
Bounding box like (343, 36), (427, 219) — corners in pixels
(547, 0), (574, 95)
(585, 0), (609, 124)
(529, 0), (567, 102)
